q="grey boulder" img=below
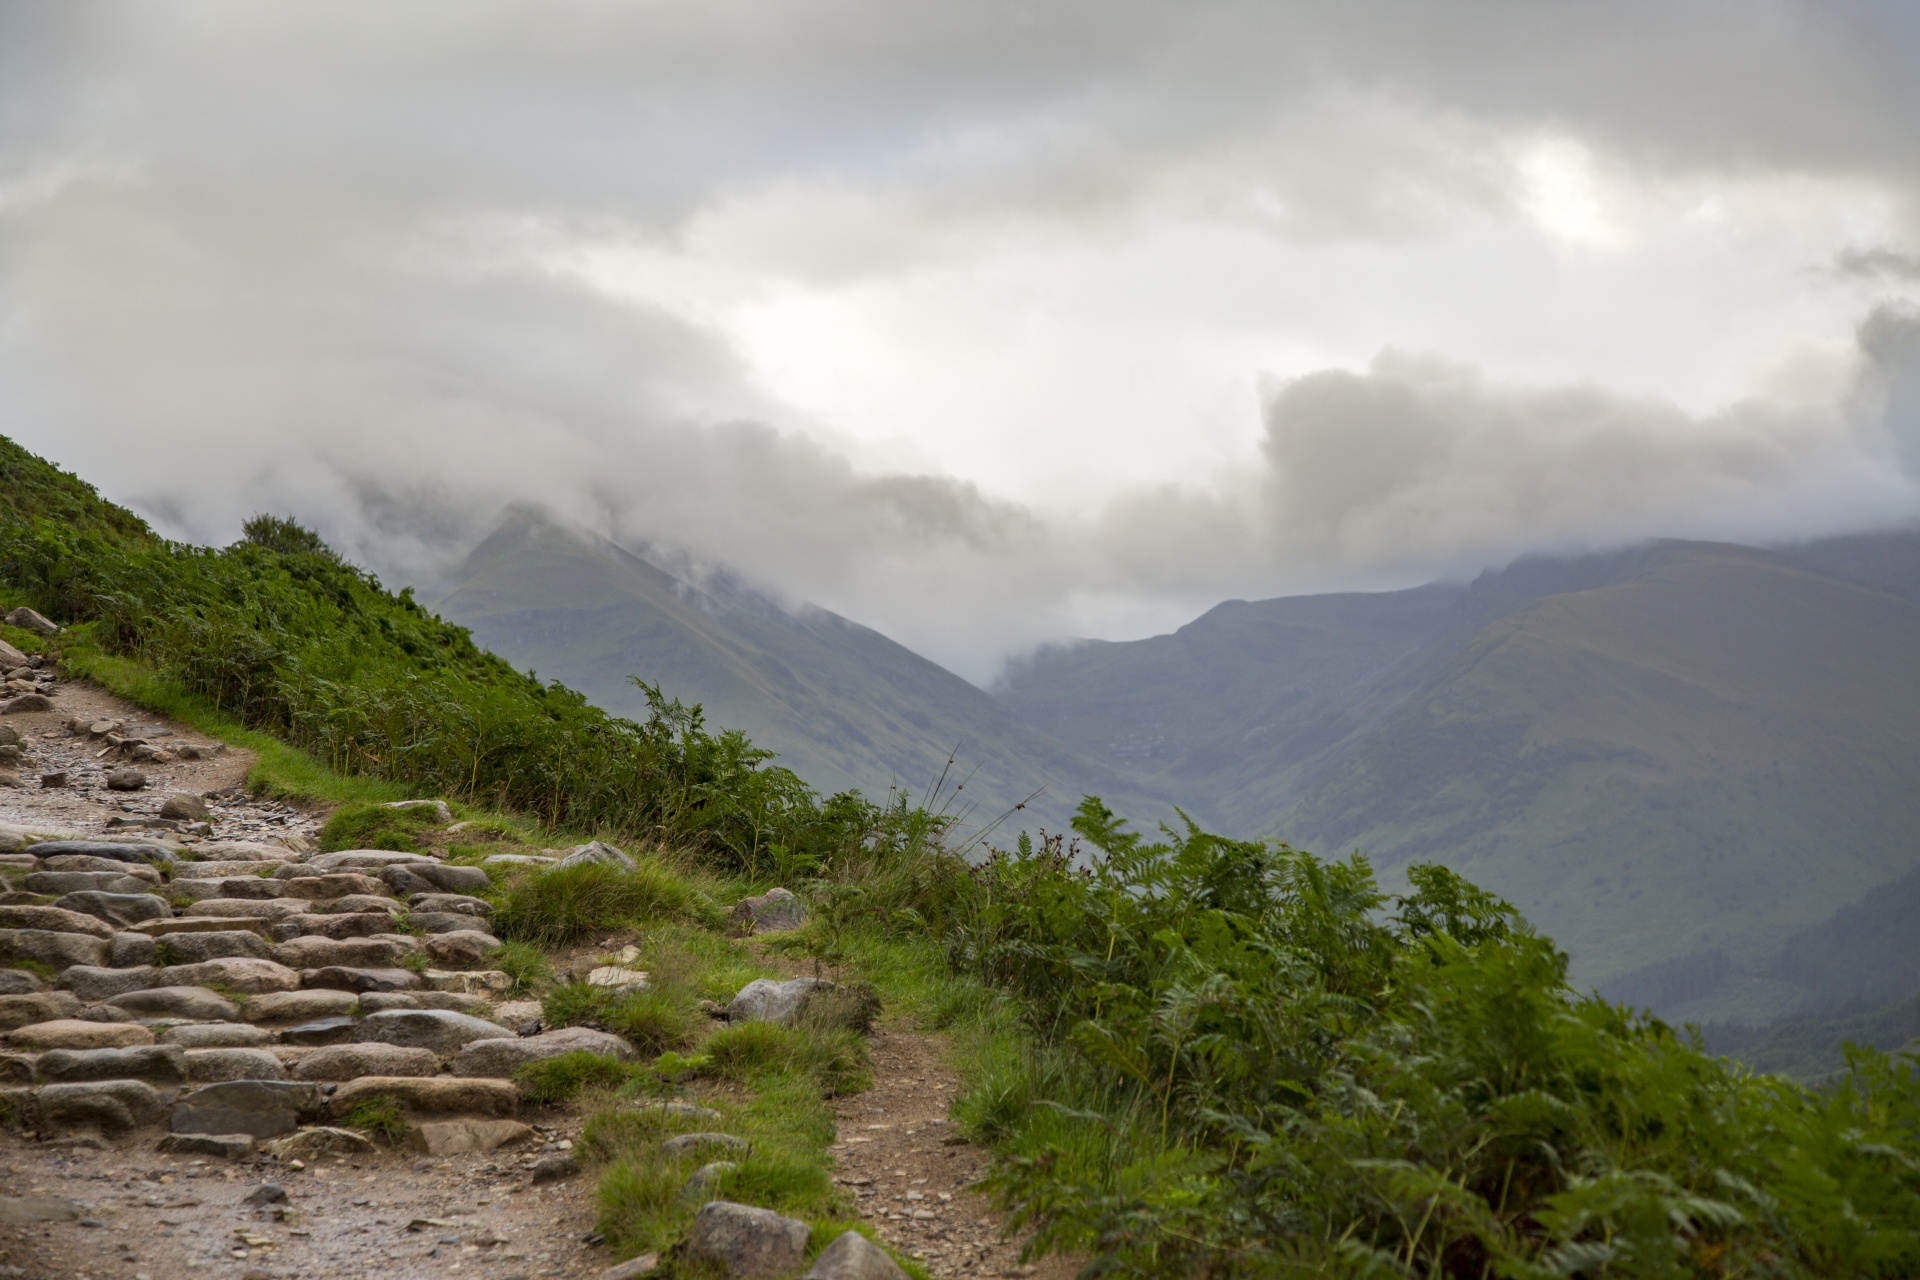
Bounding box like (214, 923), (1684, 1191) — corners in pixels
(380, 862), (491, 896)
(108, 932), (156, 967)
(684, 1201), (811, 1279)
(0, 969), (42, 995)
(0, 991), (82, 1030)
(169, 1079), (325, 1138)
(728, 887), (807, 934)
(24, 871), (154, 895)
(408, 893), (492, 917)
(726, 977), (837, 1026)
(24, 840), (176, 866)
(3, 607), (57, 635)
(421, 929), (502, 968)
(555, 841), (636, 873)
(804, 1231), (910, 1280)
(290, 1042), (439, 1081)
(407, 911), (495, 935)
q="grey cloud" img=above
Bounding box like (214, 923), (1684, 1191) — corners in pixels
(1837, 247), (1920, 281)
(3, 3), (1920, 683)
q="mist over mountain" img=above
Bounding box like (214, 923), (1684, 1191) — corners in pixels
(431, 511), (1167, 836)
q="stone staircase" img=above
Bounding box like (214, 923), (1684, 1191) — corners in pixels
(0, 833), (634, 1159)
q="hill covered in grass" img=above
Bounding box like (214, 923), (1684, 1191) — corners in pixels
(1001, 535), (1920, 1024)
(431, 510), (1166, 835)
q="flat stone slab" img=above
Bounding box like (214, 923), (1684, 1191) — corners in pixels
(55, 965), (158, 1002)
(245, 989), (359, 1024)
(184, 1047), (288, 1082)
(273, 936), (414, 969)
(261, 1125), (377, 1159)
(291, 1042), (440, 1081)
(132, 916), (271, 938)
(408, 1118), (534, 1155)
(171, 1079), (325, 1138)
(51, 891), (170, 928)
(182, 898), (308, 921)
(279, 1016), (358, 1046)
(156, 957), (301, 994)
(453, 1026), (638, 1078)
(106, 985), (240, 1021)
(330, 1075), (519, 1118)
(303, 851), (435, 872)
(36, 1044), (187, 1085)
(352, 1008), (515, 1055)
(0, 905), (117, 939)
(272, 913), (396, 943)
(422, 969), (512, 995)
(40, 1079), (169, 1132)
(159, 1022), (272, 1049)
(0, 928), (109, 970)
(24, 871), (154, 895)
(301, 965), (419, 993)
(151, 930), (273, 963)
(422, 929), (502, 967)
(158, 1131), (255, 1158)
(275, 873), (389, 900)
(25, 840), (178, 866)
(9, 1019), (155, 1050)
(0, 991), (83, 1032)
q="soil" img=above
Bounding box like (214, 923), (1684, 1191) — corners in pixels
(829, 1027), (1079, 1280)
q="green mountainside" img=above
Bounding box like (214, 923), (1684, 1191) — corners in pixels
(431, 511), (1162, 835)
(1001, 535), (1920, 1025)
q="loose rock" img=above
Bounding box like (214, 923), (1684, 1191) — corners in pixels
(422, 929), (503, 968)
(105, 767), (148, 792)
(407, 1117), (534, 1155)
(555, 840), (636, 872)
(157, 1132), (255, 1159)
(728, 886), (808, 934)
(726, 977), (838, 1025)
(261, 1125), (377, 1159)
(3, 607), (57, 636)
(157, 794), (210, 821)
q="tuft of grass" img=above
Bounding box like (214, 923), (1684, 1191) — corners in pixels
(3, 959), (56, 983)
(493, 940), (552, 995)
(699, 1022), (870, 1096)
(493, 860), (704, 948)
(543, 979), (609, 1029)
(600, 987), (699, 1057)
(794, 982), (882, 1036)
(342, 1096), (409, 1144)
(516, 1051), (638, 1105)
(318, 799), (444, 853)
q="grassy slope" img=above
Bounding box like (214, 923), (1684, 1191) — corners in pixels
(1278, 543), (1920, 1017)
(433, 510), (1165, 834)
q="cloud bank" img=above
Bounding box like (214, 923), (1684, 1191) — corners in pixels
(3, 2), (1919, 680)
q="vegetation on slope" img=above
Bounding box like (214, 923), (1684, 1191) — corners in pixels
(6, 432), (1920, 1277)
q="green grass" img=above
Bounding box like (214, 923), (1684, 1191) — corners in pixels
(494, 860), (711, 948)
(516, 1051), (640, 1105)
(492, 940), (552, 994)
(342, 1096), (409, 1144)
(318, 799), (449, 852)
(56, 642), (408, 807)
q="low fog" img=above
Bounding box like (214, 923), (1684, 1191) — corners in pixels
(4, 2), (1919, 682)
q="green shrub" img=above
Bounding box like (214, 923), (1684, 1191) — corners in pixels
(494, 861), (701, 948)
(516, 1051), (637, 1105)
(341, 1096), (409, 1144)
(794, 982), (881, 1036)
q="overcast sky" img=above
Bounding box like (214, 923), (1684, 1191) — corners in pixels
(4, 1), (1919, 681)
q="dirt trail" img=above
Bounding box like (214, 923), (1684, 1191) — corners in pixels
(0, 676), (608, 1280)
(828, 1028), (1079, 1280)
